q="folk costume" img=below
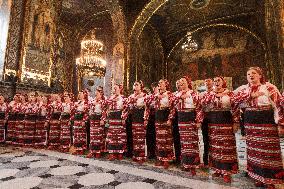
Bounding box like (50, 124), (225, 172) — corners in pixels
(106, 93), (126, 160)
(123, 91), (149, 163)
(201, 83), (239, 182)
(234, 82), (284, 186)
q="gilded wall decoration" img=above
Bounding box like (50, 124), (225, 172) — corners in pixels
(3, 0), (25, 77)
(133, 25), (164, 89)
(20, 0), (56, 86)
(55, 23), (77, 92)
(190, 0), (211, 10)
(0, 0), (12, 80)
(168, 28), (266, 89)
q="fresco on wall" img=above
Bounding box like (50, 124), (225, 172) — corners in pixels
(21, 0), (55, 86)
(168, 28), (266, 89)
(133, 25), (164, 89)
(0, 0), (12, 80)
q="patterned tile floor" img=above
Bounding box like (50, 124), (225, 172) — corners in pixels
(0, 132), (283, 189)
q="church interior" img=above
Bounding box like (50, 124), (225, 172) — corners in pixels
(0, 0), (283, 188)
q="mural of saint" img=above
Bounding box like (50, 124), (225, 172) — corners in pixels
(0, 0), (12, 79)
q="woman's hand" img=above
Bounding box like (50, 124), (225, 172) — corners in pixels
(233, 123), (240, 133)
(196, 123), (201, 129)
(122, 120), (126, 125)
(166, 120), (172, 127)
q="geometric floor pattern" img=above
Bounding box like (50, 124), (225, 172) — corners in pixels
(0, 132), (283, 189)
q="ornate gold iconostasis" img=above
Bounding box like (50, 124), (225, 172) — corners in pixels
(0, 0), (283, 98)
(20, 0), (55, 86)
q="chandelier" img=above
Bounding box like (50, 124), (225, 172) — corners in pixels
(76, 31), (107, 77)
(181, 32), (198, 52)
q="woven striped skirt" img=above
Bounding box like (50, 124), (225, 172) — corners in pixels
(155, 109), (175, 162)
(207, 111), (238, 175)
(106, 111), (126, 154)
(73, 113), (87, 151)
(34, 116), (47, 146)
(244, 109), (283, 184)
(49, 113), (61, 147)
(89, 114), (104, 153)
(132, 108), (146, 161)
(178, 110), (200, 169)
(23, 114), (37, 146)
(60, 114), (71, 150)
(0, 112), (6, 142)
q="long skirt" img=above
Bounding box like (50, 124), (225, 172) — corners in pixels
(89, 114), (104, 154)
(73, 113), (87, 151)
(155, 109), (175, 162)
(132, 108), (146, 161)
(49, 113), (61, 147)
(106, 111), (127, 154)
(207, 111), (238, 175)
(125, 114), (133, 157)
(7, 113), (17, 144)
(23, 114), (37, 146)
(146, 108), (156, 159)
(173, 110), (181, 163)
(60, 114), (71, 150)
(14, 113), (25, 145)
(201, 112), (210, 165)
(178, 111), (200, 169)
(34, 116), (48, 147)
(244, 109), (284, 184)
(0, 112), (6, 142)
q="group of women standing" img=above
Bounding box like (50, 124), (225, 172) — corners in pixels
(0, 66), (283, 188)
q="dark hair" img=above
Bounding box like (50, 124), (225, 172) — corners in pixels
(151, 82), (158, 88)
(159, 79), (171, 91)
(134, 80), (144, 89)
(214, 76), (227, 88)
(180, 76), (192, 90)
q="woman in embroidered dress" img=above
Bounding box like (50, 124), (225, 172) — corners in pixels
(200, 78), (213, 167)
(122, 81), (149, 164)
(0, 96), (8, 143)
(72, 91), (88, 155)
(106, 84), (127, 160)
(35, 95), (50, 148)
(23, 92), (39, 146)
(234, 67), (284, 188)
(7, 94), (21, 144)
(152, 79), (175, 169)
(86, 86), (107, 158)
(48, 94), (62, 150)
(174, 76), (202, 175)
(15, 94), (26, 145)
(173, 79), (182, 164)
(201, 76), (239, 183)
(60, 94), (73, 152)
